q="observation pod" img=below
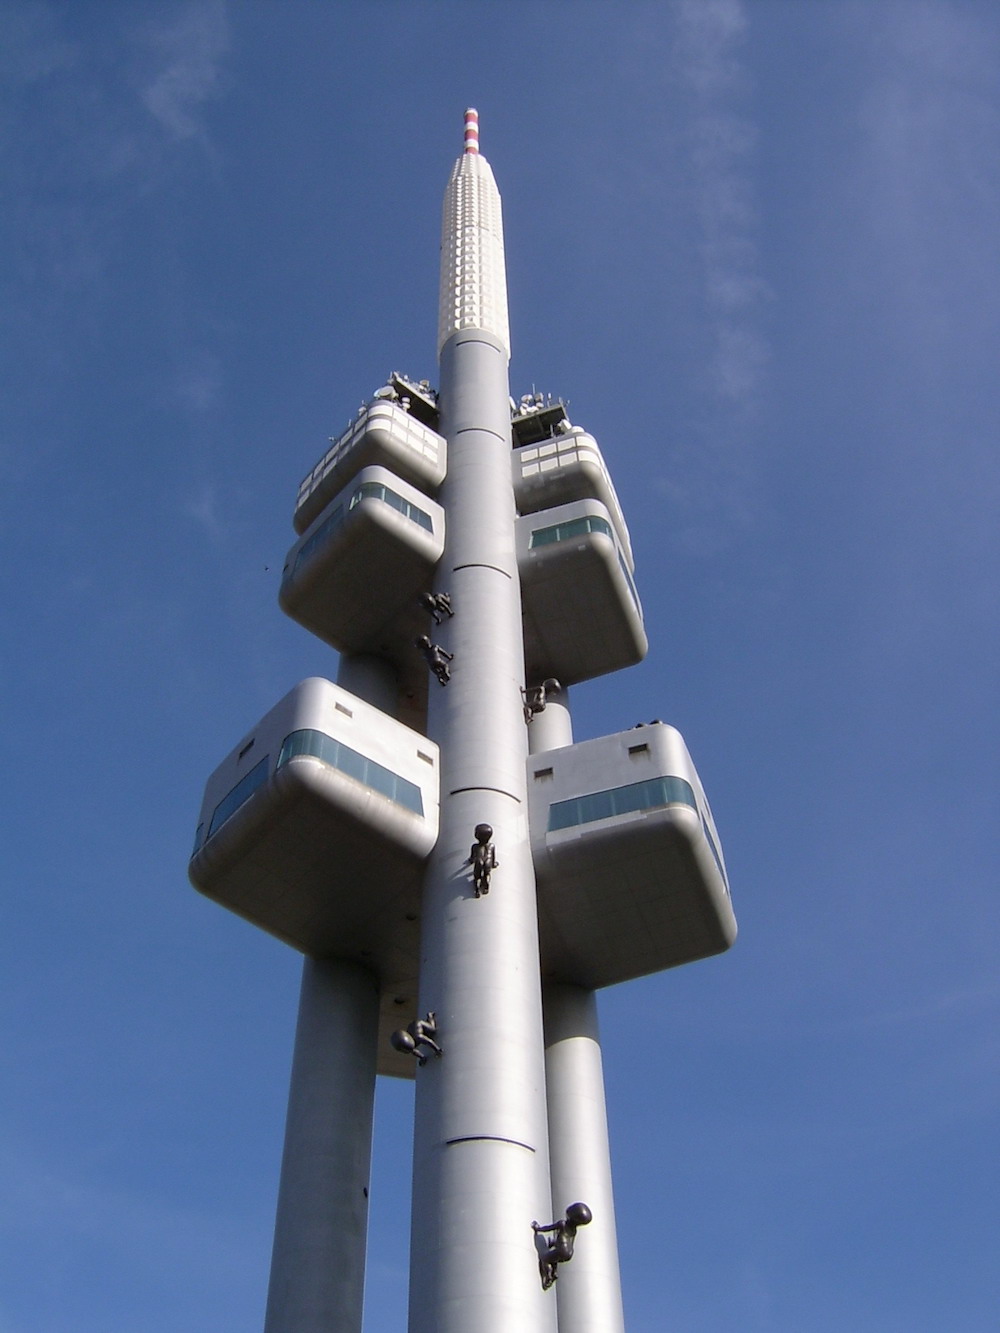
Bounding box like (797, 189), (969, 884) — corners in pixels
(527, 724), (736, 989)
(188, 677), (438, 980)
(512, 426), (634, 569)
(279, 464), (445, 666)
(294, 399), (447, 535)
(518, 499), (647, 686)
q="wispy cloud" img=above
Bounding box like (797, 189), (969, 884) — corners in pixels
(1, 5), (234, 525)
(649, 0), (769, 552)
(855, 0), (1000, 379)
(173, 349), (224, 416)
(0, 2), (77, 87)
(183, 482), (227, 543)
(846, 1), (1000, 647)
(673, 0), (770, 413)
(139, 0), (229, 142)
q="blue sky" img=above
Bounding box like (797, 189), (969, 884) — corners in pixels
(2, 2), (998, 1329)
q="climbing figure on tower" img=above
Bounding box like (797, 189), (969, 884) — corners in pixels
(532, 1202), (593, 1289)
(467, 823), (498, 897)
(415, 634), (453, 685)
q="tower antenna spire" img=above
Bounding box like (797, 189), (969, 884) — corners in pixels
(463, 106), (479, 154)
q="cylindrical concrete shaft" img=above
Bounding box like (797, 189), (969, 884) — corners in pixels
(408, 328), (556, 1333)
(543, 984), (626, 1333)
(527, 687), (572, 755)
(529, 697), (626, 1331)
(263, 957), (379, 1333)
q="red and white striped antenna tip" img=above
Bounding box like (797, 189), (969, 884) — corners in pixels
(463, 107), (479, 154)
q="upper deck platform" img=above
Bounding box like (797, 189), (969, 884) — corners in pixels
(512, 425), (634, 569)
(294, 399), (446, 535)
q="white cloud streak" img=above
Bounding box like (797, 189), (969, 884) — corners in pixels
(845, 1), (1000, 650)
(140, 0), (229, 142)
(183, 482), (228, 543)
(673, 0), (770, 413)
(855, 0), (1000, 377)
(648, 0), (769, 551)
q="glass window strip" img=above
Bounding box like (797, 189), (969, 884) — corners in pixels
(529, 514), (614, 549)
(287, 504), (345, 580)
(617, 549), (641, 609)
(276, 728), (424, 816)
(700, 813), (729, 891)
(349, 482), (433, 532)
(547, 774), (696, 832)
(207, 756), (271, 839)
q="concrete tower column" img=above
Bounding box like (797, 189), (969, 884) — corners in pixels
(542, 985), (626, 1333)
(528, 686), (572, 755)
(263, 957), (379, 1333)
(263, 651), (390, 1333)
(407, 113), (557, 1333)
(529, 692), (626, 1332)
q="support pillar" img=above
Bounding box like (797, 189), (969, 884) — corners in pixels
(542, 983), (626, 1333)
(264, 958), (379, 1333)
(527, 686), (572, 755)
(529, 688), (626, 1331)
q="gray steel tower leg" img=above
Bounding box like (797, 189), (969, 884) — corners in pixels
(543, 985), (626, 1333)
(408, 329), (557, 1333)
(527, 686), (573, 755)
(263, 651), (387, 1332)
(263, 957), (379, 1333)
(529, 692), (626, 1331)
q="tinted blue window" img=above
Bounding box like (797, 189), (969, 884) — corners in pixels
(276, 728), (423, 816)
(337, 743), (366, 784)
(529, 514), (613, 549)
(207, 756), (271, 839)
(350, 482), (433, 533)
(617, 550), (641, 610)
(700, 813), (729, 891)
(289, 504), (345, 579)
(548, 774), (696, 832)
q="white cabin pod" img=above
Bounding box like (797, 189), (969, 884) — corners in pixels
(189, 677), (438, 991)
(512, 427), (634, 569)
(528, 724), (735, 989)
(294, 400), (446, 535)
(518, 498), (647, 686)
(280, 465), (444, 660)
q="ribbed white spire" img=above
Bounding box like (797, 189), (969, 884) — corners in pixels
(437, 109), (510, 359)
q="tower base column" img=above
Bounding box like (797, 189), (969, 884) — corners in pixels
(543, 982), (626, 1333)
(264, 958), (379, 1333)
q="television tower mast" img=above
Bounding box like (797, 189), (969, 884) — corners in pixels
(189, 110), (735, 1333)
(408, 104), (554, 1331)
